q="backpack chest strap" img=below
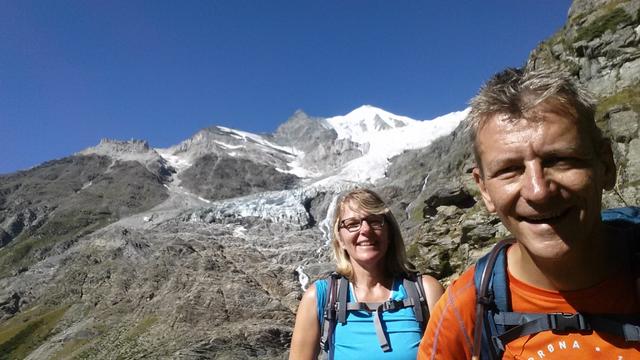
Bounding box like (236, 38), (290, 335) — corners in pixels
(341, 299), (415, 352)
(344, 298), (415, 312)
(492, 312), (640, 350)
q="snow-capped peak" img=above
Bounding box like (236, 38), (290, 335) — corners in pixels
(325, 105), (419, 144)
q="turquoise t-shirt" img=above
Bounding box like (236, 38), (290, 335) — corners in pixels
(315, 278), (423, 359)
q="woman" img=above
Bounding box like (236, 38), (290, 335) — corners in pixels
(290, 188), (444, 359)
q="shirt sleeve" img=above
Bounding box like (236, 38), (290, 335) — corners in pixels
(418, 267), (477, 360)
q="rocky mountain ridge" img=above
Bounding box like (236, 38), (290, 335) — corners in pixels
(0, 104), (464, 358)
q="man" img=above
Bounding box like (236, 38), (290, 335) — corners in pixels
(417, 66), (639, 359)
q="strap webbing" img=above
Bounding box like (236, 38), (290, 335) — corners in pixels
(321, 274), (427, 354)
(345, 299), (414, 312)
(373, 304), (391, 352)
(336, 277), (349, 324)
(493, 312), (640, 349)
(403, 276), (426, 324)
(472, 238), (514, 360)
(320, 274), (339, 357)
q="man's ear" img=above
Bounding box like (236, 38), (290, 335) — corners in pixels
(599, 140), (617, 191)
(472, 167), (496, 213)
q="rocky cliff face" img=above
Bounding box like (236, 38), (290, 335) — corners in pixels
(402, 0), (640, 284)
(530, 0), (640, 208)
(0, 1), (638, 358)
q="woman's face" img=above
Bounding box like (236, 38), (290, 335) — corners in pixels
(337, 201), (390, 268)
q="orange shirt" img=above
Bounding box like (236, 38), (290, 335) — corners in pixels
(418, 265), (640, 359)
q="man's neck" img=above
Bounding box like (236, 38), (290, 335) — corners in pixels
(507, 229), (623, 291)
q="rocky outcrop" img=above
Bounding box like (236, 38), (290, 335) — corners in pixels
(179, 154), (299, 201)
(272, 110), (365, 176)
(78, 139), (173, 181)
(0, 155), (168, 280)
(528, 0), (640, 207)
(397, 0), (640, 284)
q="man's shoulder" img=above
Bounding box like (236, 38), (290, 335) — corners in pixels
(442, 266), (478, 309)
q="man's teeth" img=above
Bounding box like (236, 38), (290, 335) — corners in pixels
(525, 211), (564, 221)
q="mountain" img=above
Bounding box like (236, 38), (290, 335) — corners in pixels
(0, 104), (465, 358)
(1, 0), (639, 357)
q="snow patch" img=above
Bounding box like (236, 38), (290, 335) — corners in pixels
(316, 108), (469, 185)
(233, 226), (247, 239)
(156, 149), (192, 171)
(326, 105), (419, 144)
(217, 126), (301, 157)
(214, 141), (244, 150)
(296, 265), (310, 291)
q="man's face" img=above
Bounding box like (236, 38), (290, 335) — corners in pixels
(472, 105), (615, 261)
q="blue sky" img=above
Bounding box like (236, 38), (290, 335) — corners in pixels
(0, 0), (572, 174)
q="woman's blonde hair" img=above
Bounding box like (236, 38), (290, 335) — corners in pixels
(331, 188), (415, 280)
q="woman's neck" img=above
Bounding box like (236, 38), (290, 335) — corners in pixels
(350, 264), (393, 302)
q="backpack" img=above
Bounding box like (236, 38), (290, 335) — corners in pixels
(472, 206), (640, 360)
(319, 272), (429, 358)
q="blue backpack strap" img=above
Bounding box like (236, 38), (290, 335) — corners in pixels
(601, 206), (640, 225)
(472, 238), (514, 360)
(602, 207), (640, 300)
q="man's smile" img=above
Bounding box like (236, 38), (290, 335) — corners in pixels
(517, 207), (572, 224)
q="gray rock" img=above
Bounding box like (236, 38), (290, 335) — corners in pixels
(608, 109), (639, 142)
(626, 138), (640, 184)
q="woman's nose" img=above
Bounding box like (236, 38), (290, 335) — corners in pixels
(359, 219), (372, 233)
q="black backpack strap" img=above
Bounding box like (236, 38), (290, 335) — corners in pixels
(336, 276), (349, 324)
(492, 312), (640, 349)
(472, 238), (514, 360)
(345, 299), (413, 312)
(403, 273), (429, 331)
(320, 273), (341, 356)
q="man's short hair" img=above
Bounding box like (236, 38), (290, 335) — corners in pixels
(467, 66), (605, 170)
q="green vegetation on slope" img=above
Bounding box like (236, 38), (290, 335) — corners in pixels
(0, 305), (69, 360)
(574, 7), (632, 43)
(0, 157), (169, 277)
(596, 84), (640, 121)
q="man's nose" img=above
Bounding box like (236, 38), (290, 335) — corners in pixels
(521, 161), (555, 202)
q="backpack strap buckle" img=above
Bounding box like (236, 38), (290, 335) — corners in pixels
(548, 313), (590, 332)
(380, 299), (406, 311)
